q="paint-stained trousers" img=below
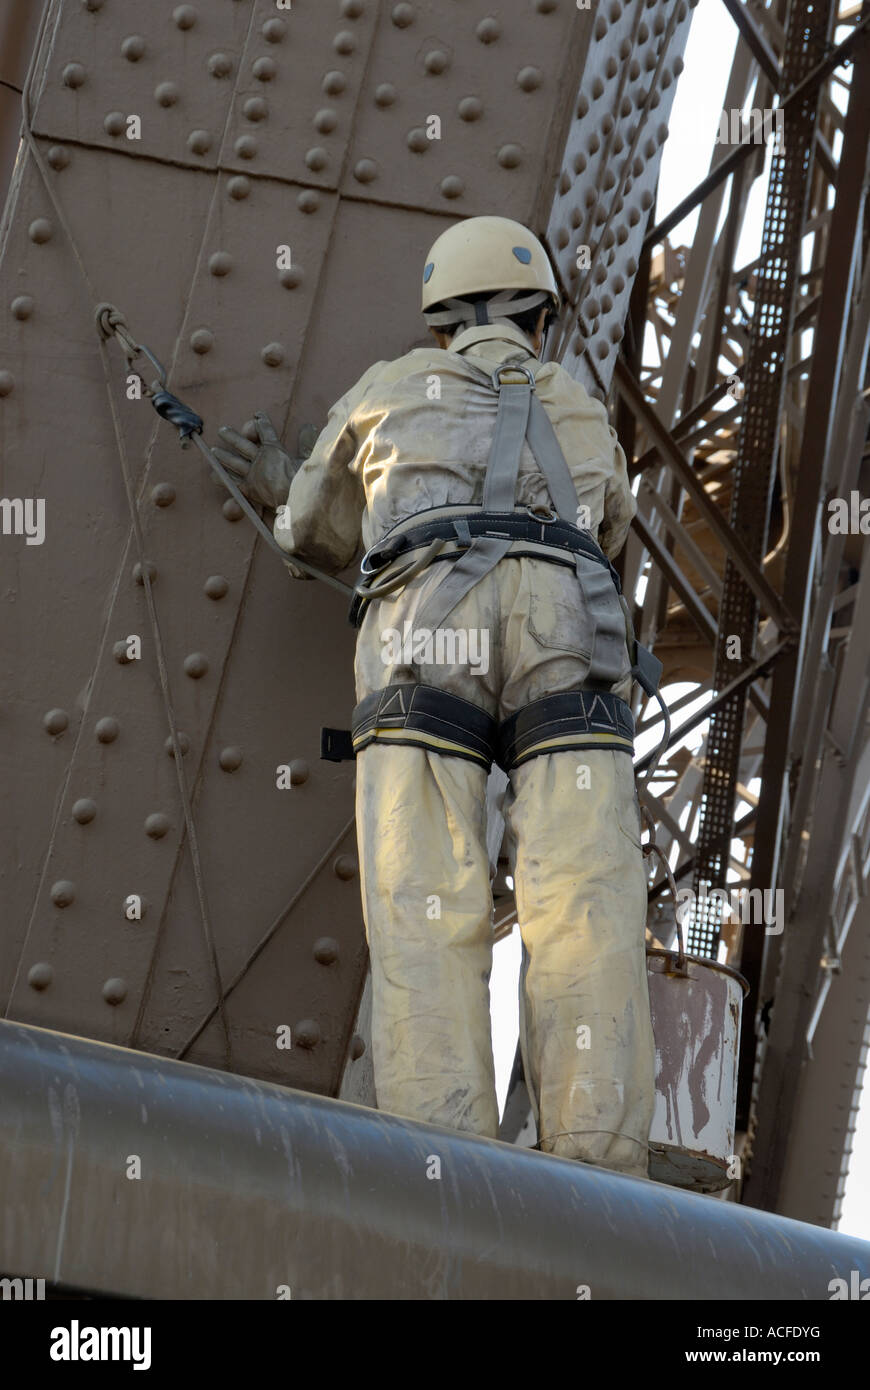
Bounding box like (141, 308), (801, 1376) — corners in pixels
(353, 556), (655, 1178)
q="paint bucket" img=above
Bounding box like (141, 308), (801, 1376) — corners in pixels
(646, 947), (748, 1191)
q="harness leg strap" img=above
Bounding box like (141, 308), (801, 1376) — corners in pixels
(322, 683), (499, 771)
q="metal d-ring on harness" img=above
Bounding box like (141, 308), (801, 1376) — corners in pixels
(332, 357), (671, 781)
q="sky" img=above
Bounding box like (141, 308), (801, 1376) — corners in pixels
(490, 0), (870, 1239)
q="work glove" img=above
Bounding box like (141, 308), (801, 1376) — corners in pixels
(214, 410), (298, 511)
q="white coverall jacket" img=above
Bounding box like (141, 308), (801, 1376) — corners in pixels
(275, 322), (655, 1178)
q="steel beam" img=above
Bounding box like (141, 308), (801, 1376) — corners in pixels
(1, 1021), (868, 1300)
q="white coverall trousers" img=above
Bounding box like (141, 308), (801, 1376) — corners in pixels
(354, 553), (655, 1179)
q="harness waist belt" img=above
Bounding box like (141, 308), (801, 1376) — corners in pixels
(364, 508), (619, 586)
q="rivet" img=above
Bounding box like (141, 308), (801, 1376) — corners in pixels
(334, 854), (358, 880)
(594, 16), (607, 39)
(556, 228), (569, 250)
(72, 798), (97, 824)
(593, 263), (607, 284)
(601, 227), (615, 248)
(340, 0), (365, 15)
(498, 144), (523, 169)
(208, 52), (233, 78)
(535, 0), (557, 10)
(610, 323), (623, 343)
(375, 83), (397, 106)
(626, 256), (638, 275)
(632, 155), (643, 176)
(440, 175), (464, 199)
(173, 5), (197, 30)
(350, 1034), (366, 1060)
(596, 341), (609, 359)
(294, 1019), (321, 1049)
(674, 57), (685, 75)
(323, 70), (347, 96)
(653, 14), (665, 34)
(570, 208), (582, 229)
(591, 77), (604, 99)
(47, 146), (70, 170)
(219, 746), (243, 772)
(122, 35), (146, 61)
(602, 170), (616, 192)
(29, 219), (53, 244)
(113, 639), (136, 664)
(184, 652), (209, 679)
(145, 813), (170, 839)
(297, 190), (320, 213)
(103, 111), (125, 136)
(261, 342), (286, 367)
(133, 560), (156, 584)
(424, 49), (449, 74)
(28, 963), (53, 991)
(613, 273), (626, 293)
(620, 96), (632, 117)
(96, 717), (120, 744)
(103, 978), (128, 1005)
(678, 1), (688, 19)
(601, 293), (614, 313)
(584, 188), (597, 208)
(476, 17), (501, 42)
(208, 252), (233, 277)
(51, 880), (76, 908)
(227, 175), (251, 199)
(149, 483), (176, 510)
(588, 133), (600, 154)
(619, 38), (631, 59)
(44, 708), (69, 735)
(391, 4), (415, 27)
(244, 96), (268, 122)
(165, 732), (190, 757)
(407, 128), (427, 153)
(314, 108), (338, 133)
(287, 759), (309, 785)
(252, 55), (277, 83)
(657, 123), (669, 144)
(223, 498), (243, 521)
(644, 139), (655, 159)
(313, 937), (340, 964)
(609, 0), (623, 17)
(616, 225), (629, 245)
(234, 135), (257, 159)
(204, 574), (229, 599)
(280, 266), (303, 289)
(262, 18), (287, 42)
(155, 82), (179, 107)
(613, 133), (624, 153)
(645, 52), (657, 72)
(650, 90), (661, 109)
(559, 171), (571, 195)
(583, 296), (600, 318)
(601, 114), (614, 135)
(605, 57), (618, 79)
(305, 146), (328, 171)
(188, 129), (213, 155)
(576, 94), (590, 118)
(62, 63), (87, 89)
(11, 295), (34, 320)
(334, 31), (356, 54)
(458, 96), (482, 121)
(190, 329), (214, 356)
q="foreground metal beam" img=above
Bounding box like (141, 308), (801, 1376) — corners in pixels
(1, 1022), (868, 1300)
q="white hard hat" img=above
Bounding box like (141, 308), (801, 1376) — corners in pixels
(421, 216), (560, 329)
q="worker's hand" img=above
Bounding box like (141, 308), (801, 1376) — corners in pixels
(214, 411), (297, 511)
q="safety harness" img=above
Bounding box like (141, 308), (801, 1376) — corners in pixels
(322, 350), (662, 775)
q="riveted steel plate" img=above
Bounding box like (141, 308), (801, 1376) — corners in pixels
(30, 0), (252, 171)
(548, 0), (695, 395)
